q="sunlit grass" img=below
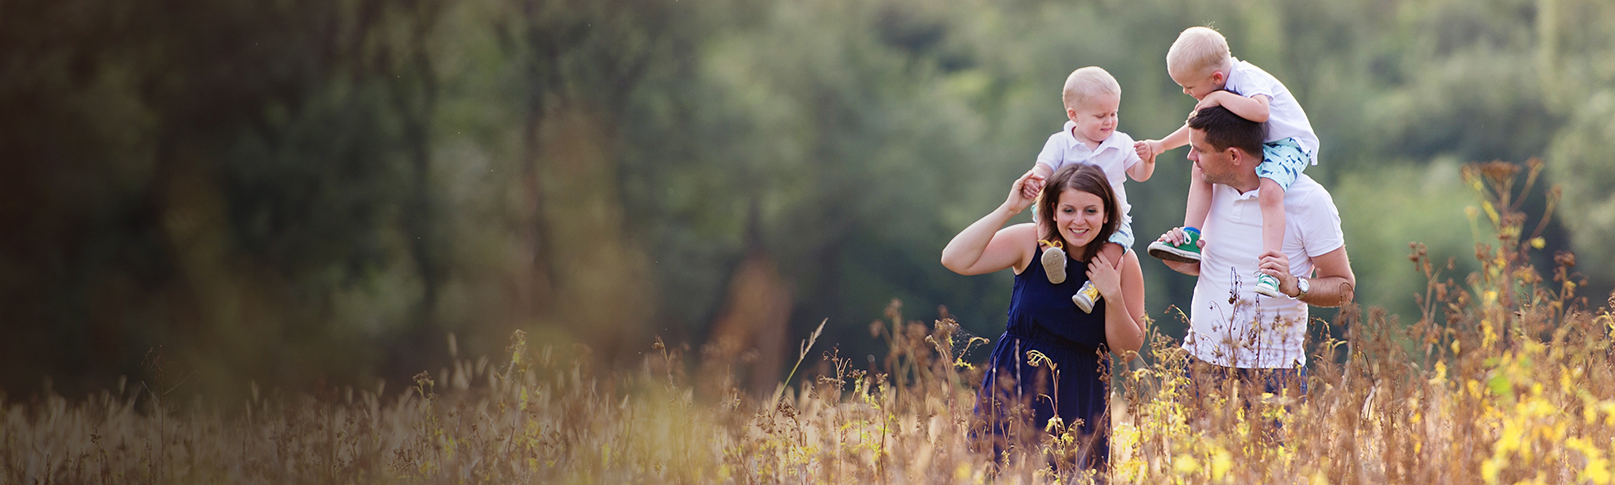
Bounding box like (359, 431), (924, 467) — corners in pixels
(5, 160), (1611, 484)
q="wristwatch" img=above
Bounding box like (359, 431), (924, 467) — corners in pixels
(1293, 277), (1310, 299)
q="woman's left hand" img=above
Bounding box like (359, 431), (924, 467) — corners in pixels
(1087, 252), (1123, 301)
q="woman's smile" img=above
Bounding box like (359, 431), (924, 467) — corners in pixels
(1054, 188), (1107, 248)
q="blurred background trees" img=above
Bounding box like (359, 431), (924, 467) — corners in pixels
(2, 0), (1609, 398)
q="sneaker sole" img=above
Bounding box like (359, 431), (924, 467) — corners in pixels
(1073, 295), (1094, 313)
(1146, 243), (1202, 263)
(1041, 249), (1067, 284)
(1254, 284), (1285, 298)
(1073, 282), (1100, 313)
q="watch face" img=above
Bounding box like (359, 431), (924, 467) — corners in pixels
(1298, 278), (1309, 295)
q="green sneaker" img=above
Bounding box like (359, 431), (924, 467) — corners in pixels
(1254, 272), (1284, 298)
(1147, 227), (1202, 263)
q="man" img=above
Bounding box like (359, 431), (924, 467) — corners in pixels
(1154, 105), (1355, 397)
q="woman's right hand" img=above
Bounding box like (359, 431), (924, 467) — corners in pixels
(1007, 170), (1043, 214)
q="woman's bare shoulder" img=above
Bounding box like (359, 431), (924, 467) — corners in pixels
(1000, 223), (1038, 273)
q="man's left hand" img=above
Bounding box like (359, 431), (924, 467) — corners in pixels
(1256, 250), (1299, 297)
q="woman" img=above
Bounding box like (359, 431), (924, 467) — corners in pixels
(941, 163), (1147, 474)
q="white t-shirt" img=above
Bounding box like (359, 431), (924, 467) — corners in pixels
(1223, 58), (1320, 164)
(1182, 175), (1344, 368)
(1035, 122), (1141, 220)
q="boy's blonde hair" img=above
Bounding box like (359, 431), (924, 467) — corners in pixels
(1061, 67), (1121, 110)
(1166, 26), (1232, 78)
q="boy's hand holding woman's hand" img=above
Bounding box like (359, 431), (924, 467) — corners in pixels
(1006, 170), (1043, 214)
(1018, 169), (1046, 203)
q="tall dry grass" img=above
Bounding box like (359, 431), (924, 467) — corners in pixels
(5, 159), (1613, 484)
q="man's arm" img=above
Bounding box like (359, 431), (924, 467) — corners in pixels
(1164, 259), (1199, 276)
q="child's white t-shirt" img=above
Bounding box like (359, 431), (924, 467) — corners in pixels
(1223, 58), (1320, 164)
(1035, 122), (1140, 220)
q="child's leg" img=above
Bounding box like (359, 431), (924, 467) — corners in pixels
(1102, 242), (1127, 268)
(1184, 164), (1212, 230)
(1252, 177), (1289, 298)
(1147, 172), (1204, 262)
(1253, 138), (1308, 256)
(1251, 138), (1308, 298)
(1258, 179), (1285, 256)
(1106, 215), (1135, 265)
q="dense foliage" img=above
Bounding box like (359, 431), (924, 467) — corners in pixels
(2, 0), (1611, 397)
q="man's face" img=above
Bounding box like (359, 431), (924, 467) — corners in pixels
(1186, 128), (1236, 185)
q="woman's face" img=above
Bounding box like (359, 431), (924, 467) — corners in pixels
(1051, 188), (1108, 250)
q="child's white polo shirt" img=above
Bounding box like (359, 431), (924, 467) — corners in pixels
(1224, 58), (1320, 164)
(1035, 122), (1142, 219)
(1182, 174), (1344, 368)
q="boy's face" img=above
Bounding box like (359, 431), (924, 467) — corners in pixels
(1170, 68), (1225, 100)
(1066, 91), (1120, 146)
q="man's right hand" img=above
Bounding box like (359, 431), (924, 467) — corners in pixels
(1155, 227), (1204, 275)
(1156, 227), (1203, 247)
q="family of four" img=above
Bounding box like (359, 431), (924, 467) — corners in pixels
(940, 26), (1358, 475)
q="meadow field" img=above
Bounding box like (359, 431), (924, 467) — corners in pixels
(5, 165), (1611, 484)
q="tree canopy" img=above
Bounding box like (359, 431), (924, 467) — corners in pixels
(2, 0), (1609, 396)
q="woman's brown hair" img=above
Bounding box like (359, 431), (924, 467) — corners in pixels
(1038, 163), (1120, 263)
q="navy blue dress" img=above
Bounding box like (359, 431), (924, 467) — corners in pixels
(975, 245), (1111, 472)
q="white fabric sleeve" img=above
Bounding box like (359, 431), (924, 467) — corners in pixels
(1300, 185), (1346, 258)
(1035, 135), (1065, 171)
(1117, 132), (1139, 170)
(1230, 63), (1279, 100)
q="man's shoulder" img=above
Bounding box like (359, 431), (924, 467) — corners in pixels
(1283, 176), (1335, 209)
(1283, 176), (1344, 245)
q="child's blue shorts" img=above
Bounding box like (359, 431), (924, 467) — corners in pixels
(1257, 137), (1312, 191)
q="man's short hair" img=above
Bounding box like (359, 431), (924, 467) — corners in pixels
(1166, 26), (1232, 78)
(1061, 66), (1121, 110)
(1187, 104), (1264, 156)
